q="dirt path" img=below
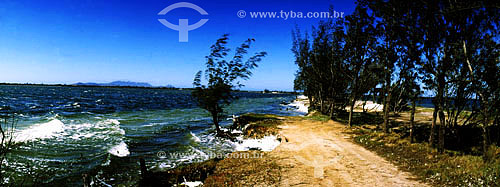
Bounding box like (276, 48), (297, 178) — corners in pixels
(271, 118), (427, 187)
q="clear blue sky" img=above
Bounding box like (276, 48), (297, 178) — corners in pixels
(0, 0), (355, 91)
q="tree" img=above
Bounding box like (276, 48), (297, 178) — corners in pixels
(367, 0), (425, 139)
(293, 1), (500, 153)
(343, 5), (379, 127)
(454, 5), (500, 158)
(192, 34), (267, 136)
(292, 5), (380, 126)
(407, 0), (500, 153)
(292, 16), (353, 118)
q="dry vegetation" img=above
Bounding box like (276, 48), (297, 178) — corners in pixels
(204, 151), (283, 186)
(339, 107), (500, 186)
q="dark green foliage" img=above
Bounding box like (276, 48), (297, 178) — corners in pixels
(292, 5), (379, 123)
(192, 34), (267, 135)
(293, 0), (500, 156)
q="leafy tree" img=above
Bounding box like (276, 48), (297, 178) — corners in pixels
(292, 29), (317, 110)
(367, 0), (424, 135)
(415, 0), (500, 153)
(292, 18), (351, 118)
(293, 1), (500, 157)
(342, 5), (379, 127)
(454, 5), (500, 157)
(192, 34), (267, 136)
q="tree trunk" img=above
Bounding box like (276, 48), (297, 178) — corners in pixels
(329, 103), (335, 118)
(482, 125), (489, 160)
(348, 97), (355, 127)
(308, 96), (313, 111)
(429, 104), (438, 146)
(437, 70), (446, 153)
(382, 68), (392, 133)
(482, 103), (490, 160)
(462, 40), (490, 159)
(438, 109), (445, 153)
(383, 86), (391, 133)
(319, 90), (324, 113)
(362, 96), (367, 113)
(373, 88), (379, 116)
(410, 96), (416, 143)
(212, 111), (222, 135)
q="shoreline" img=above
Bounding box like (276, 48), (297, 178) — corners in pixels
(139, 97), (307, 186)
(139, 96), (420, 186)
(287, 95), (309, 114)
(2, 89), (299, 186)
(141, 96), (499, 186)
(141, 110), (428, 186)
(140, 113), (290, 186)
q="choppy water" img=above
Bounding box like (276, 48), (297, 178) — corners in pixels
(0, 85), (302, 185)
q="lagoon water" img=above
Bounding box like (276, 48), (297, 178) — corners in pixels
(0, 85), (302, 185)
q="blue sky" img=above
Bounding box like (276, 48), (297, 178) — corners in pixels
(0, 0), (355, 91)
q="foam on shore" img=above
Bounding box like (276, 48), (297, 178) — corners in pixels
(190, 131), (201, 142)
(297, 95), (308, 100)
(181, 181), (203, 187)
(14, 119), (65, 142)
(288, 95), (309, 114)
(233, 135), (281, 152)
(108, 141), (130, 157)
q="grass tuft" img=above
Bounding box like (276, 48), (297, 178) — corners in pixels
(353, 129), (500, 186)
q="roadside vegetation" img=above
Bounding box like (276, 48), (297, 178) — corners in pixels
(353, 129), (500, 186)
(306, 110), (500, 186)
(293, 0), (500, 168)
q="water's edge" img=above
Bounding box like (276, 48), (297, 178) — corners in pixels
(138, 96), (308, 186)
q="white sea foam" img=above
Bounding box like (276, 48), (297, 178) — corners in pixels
(64, 119), (124, 141)
(14, 119), (65, 142)
(101, 158), (111, 166)
(108, 141), (130, 157)
(231, 129), (243, 134)
(233, 135), (281, 152)
(288, 100), (308, 114)
(158, 162), (174, 169)
(287, 95), (309, 114)
(180, 181), (203, 187)
(105, 119), (120, 125)
(15, 118), (125, 142)
(218, 127), (243, 135)
(190, 131), (201, 142)
(297, 95), (308, 100)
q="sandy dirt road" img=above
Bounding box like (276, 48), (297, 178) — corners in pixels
(271, 118), (427, 187)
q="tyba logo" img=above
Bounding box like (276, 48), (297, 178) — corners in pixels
(158, 2), (208, 42)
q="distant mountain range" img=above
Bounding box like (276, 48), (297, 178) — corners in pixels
(73, 81), (153, 87)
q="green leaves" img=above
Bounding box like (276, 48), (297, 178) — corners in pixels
(192, 34), (267, 130)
